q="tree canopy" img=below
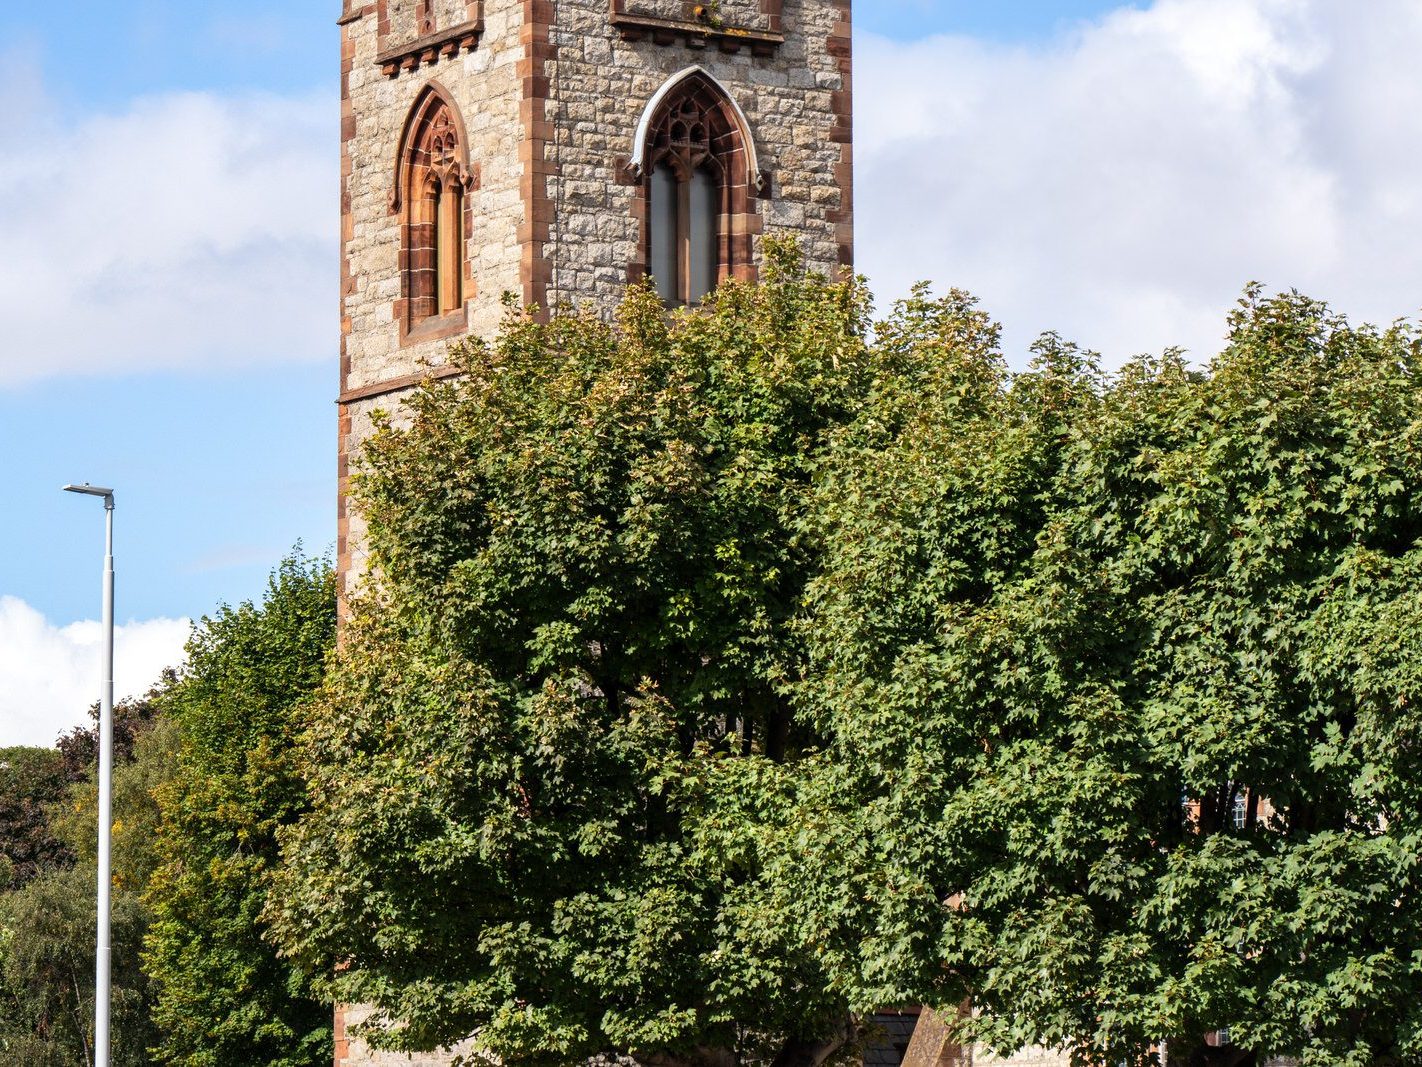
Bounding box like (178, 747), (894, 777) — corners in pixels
(145, 552), (336, 1067)
(0, 554), (335, 1064)
(0, 746), (71, 891)
(269, 247), (872, 1067)
(0, 691), (171, 1066)
(779, 285), (1422, 1065)
(270, 254), (1422, 1067)
(1, 554), (336, 1067)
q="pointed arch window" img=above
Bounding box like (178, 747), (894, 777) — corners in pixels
(638, 71), (761, 307)
(393, 84), (474, 341)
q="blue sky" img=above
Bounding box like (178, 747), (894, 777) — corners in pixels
(859, 1), (1136, 41)
(4, 0), (1422, 744)
(0, 4), (334, 102)
(0, 367), (331, 624)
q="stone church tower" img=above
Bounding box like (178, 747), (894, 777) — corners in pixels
(334, 0), (850, 1062)
(336, 0), (853, 616)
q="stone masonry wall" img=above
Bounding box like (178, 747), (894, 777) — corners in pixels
(973, 1046), (1072, 1067)
(341, 0), (524, 397)
(336, 1005), (479, 1067)
(435, 0), (472, 27)
(540, 0), (851, 312)
(381, 0), (418, 48)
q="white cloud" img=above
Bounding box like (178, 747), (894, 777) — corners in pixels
(855, 0), (1422, 366)
(0, 596), (189, 748)
(0, 71), (333, 386)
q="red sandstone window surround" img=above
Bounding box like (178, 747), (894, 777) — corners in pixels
(391, 82), (477, 344)
(628, 68), (766, 305)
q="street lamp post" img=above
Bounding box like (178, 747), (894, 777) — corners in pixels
(63, 482), (115, 1067)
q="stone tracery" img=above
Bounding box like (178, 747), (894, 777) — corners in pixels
(639, 70), (758, 305)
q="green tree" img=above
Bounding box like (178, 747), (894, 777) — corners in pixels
(0, 746), (71, 890)
(144, 552), (337, 1067)
(783, 286), (1422, 1065)
(57, 687), (170, 784)
(1, 689), (168, 895)
(0, 866), (154, 1066)
(268, 248), (876, 1067)
(270, 259), (1422, 1067)
(0, 711), (176, 1065)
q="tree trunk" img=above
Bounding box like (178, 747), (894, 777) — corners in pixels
(769, 1017), (857, 1067)
(1165, 1039), (1256, 1067)
(638, 1046), (737, 1067)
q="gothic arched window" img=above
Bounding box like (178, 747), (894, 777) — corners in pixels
(637, 71), (761, 307)
(393, 83), (474, 341)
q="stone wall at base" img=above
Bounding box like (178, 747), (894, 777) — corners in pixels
(972, 1047), (1072, 1067)
(334, 1016), (1077, 1067)
(335, 1005), (480, 1067)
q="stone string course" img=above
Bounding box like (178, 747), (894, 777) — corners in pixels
(618, 0), (777, 32)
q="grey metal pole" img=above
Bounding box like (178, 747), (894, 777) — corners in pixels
(63, 483), (115, 1067)
(95, 494), (114, 1067)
